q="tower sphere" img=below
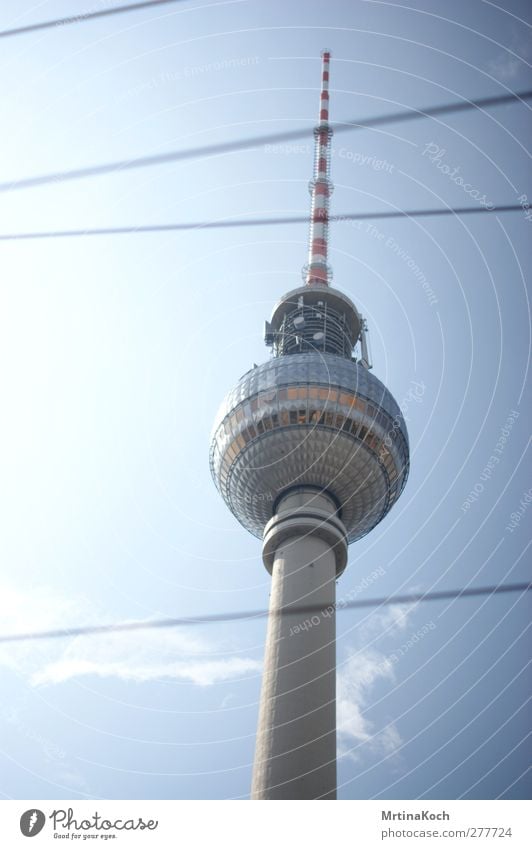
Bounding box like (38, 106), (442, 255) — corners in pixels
(209, 284), (409, 546)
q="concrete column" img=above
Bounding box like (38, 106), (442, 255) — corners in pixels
(251, 489), (348, 800)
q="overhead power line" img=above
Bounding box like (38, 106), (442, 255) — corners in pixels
(0, 0), (188, 40)
(1, 89), (531, 194)
(0, 204), (523, 242)
(0, 582), (529, 645)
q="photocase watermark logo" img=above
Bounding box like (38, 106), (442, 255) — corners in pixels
(399, 380), (426, 423)
(517, 193), (532, 223)
(20, 810), (45, 837)
(50, 808), (159, 834)
(289, 567), (386, 635)
(422, 142), (495, 210)
(505, 486), (532, 534)
(243, 491), (273, 504)
(264, 145), (395, 174)
(461, 410), (519, 512)
(118, 56), (260, 102)
(383, 238), (438, 306)
(338, 147), (395, 173)
(2, 706), (66, 762)
(264, 142), (312, 156)
(343, 217), (437, 307)
(18, 807), (159, 838)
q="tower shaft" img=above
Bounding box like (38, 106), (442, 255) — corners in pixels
(305, 50), (333, 288)
(251, 490), (347, 799)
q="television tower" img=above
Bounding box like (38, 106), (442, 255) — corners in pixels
(210, 51), (409, 799)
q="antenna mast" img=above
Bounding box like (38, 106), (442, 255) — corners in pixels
(304, 49), (333, 288)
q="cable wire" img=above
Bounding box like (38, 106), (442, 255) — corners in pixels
(0, 582), (529, 644)
(2, 89), (531, 194)
(0, 204), (523, 242)
(0, 0), (189, 40)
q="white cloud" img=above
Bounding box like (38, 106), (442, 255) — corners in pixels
(337, 648), (398, 760)
(0, 584), (261, 689)
(357, 601), (416, 642)
(30, 629), (261, 687)
(0, 584), (80, 673)
(337, 603), (417, 762)
(487, 32), (532, 81)
(488, 54), (524, 81)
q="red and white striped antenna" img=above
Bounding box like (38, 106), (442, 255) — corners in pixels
(303, 49), (333, 288)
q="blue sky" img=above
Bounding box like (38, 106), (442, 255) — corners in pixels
(0, 0), (530, 800)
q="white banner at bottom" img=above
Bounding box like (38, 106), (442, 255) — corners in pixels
(0, 799), (529, 848)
